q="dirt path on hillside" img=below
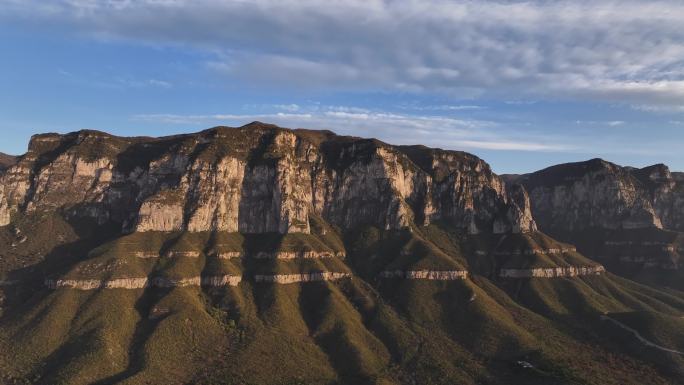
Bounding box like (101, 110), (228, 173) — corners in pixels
(601, 314), (684, 355)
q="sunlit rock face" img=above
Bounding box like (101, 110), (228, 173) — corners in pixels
(0, 122), (536, 235)
(0, 189), (9, 226)
(510, 158), (684, 233)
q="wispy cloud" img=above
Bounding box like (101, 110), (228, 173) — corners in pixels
(631, 104), (684, 113)
(273, 104), (300, 112)
(405, 105), (485, 112)
(133, 105), (573, 152)
(147, 79), (172, 88)
(575, 120), (626, 127)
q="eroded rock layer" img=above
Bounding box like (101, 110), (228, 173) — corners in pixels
(44, 275), (242, 289)
(499, 265), (605, 278)
(379, 270), (468, 280)
(253, 272), (351, 284)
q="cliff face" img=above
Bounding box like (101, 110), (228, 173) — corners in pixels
(0, 123), (535, 235)
(512, 158), (684, 233)
(510, 159), (684, 280)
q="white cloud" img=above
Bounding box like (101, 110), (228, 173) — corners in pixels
(574, 120), (626, 127)
(273, 104), (300, 112)
(147, 79), (172, 88)
(5, 0), (684, 107)
(453, 140), (569, 152)
(406, 105), (485, 111)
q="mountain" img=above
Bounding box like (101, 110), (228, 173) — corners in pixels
(1, 123), (683, 385)
(510, 158), (684, 291)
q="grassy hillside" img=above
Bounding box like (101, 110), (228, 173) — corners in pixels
(2, 221), (684, 384)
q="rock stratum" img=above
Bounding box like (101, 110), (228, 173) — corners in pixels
(0, 123), (683, 385)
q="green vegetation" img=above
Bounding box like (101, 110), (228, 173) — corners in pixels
(2, 218), (684, 384)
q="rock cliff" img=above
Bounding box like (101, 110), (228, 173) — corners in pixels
(0, 123), (536, 235)
(509, 159), (684, 285)
(509, 158), (684, 233)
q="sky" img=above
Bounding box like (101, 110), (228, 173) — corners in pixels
(1, 1), (684, 174)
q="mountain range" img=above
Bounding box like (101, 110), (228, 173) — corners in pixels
(0, 122), (683, 385)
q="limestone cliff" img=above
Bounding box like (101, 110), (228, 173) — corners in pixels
(0, 123), (535, 235)
(510, 158), (684, 233)
(509, 159), (684, 278)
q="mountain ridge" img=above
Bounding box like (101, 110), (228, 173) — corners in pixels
(0, 123), (683, 385)
(512, 157), (684, 291)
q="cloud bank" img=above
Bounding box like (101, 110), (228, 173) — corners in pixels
(2, 0), (684, 109)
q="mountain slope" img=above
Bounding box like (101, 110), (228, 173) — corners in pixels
(0, 124), (683, 384)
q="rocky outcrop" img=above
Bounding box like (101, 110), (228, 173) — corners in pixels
(499, 265), (605, 278)
(493, 247), (576, 256)
(186, 156), (245, 232)
(131, 252), (160, 258)
(253, 272), (351, 284)
(513, 159), (684, 233)
(45, 275), (242, 290)
(166, 251), (201, 258)
(397, 145), (537, 233)
(0, 189), (9, 227)
(252, 250), (346, 259)
(0, 123), (535, 236)
(45, 272), (352, 288)
(214, 251), (244, 259)
(379, 270), (468, 280)
(494, 184), (538, 234)
(135, 193), (185, 232)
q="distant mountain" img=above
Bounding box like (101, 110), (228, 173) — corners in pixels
(0, 123), (683, 385)
(512, 158), (684, 291)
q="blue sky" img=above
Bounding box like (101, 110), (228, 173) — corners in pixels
(2, 1), (684, 174)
